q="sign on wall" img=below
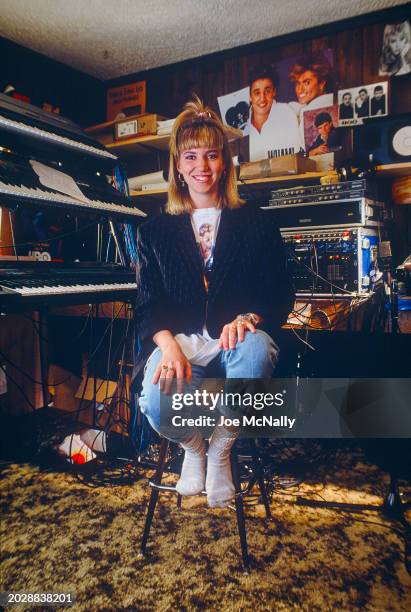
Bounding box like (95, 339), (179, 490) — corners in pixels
(106, 81), (146, 121)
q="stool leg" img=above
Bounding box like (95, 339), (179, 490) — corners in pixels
(231, 446), (250, 571)
(141, 438), (169, 554)
(249, 439), (272, 519)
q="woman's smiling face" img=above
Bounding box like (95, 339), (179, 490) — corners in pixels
(177, 147), (225, 202)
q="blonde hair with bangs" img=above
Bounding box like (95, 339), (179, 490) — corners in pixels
(166, 97), (243, 215)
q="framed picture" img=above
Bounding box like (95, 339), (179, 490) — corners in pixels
(338, 82), (388, 126)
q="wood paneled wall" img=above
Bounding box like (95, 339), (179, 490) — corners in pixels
(1, 7), (409, 126)
(0, 36), (105, 127)
(0, 313), (44, 413)
(106, 6), (410, 119)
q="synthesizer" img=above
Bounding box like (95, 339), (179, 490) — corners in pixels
(0, 97), (146, 221)
(0, 262), (137, 311)
(0, 95), (142, 313)
(0, 93), (116, 161)
(0, 151), (145, 221)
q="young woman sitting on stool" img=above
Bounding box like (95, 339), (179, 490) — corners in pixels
(135, 97), (293, 507)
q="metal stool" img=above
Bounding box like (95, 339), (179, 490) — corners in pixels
(140, 437), (271, 571)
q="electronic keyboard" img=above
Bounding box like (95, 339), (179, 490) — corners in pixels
(0, 147), (146, 221)
(0, 178), (145, 220)
(0, 262), (137, 310)
(0, 95), (144, 312)
(0, 93), (116, 161)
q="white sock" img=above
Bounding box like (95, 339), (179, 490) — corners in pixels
(206, 424), (239, 508)
(175, 430), (206, 496)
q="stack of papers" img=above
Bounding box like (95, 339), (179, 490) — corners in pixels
(128, 170), (168, 191)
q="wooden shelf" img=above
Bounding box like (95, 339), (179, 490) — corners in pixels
(130, 171), (337, 199)
(107, 134), (170, 156)
(375, 162), (411, 177)
(130, 163), (411, 201)
(131, 187), (167, 198)
(106, 125), (242, 157)
(238, 170), (338, 186)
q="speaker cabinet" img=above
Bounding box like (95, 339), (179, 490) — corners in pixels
(353, 115), (411, 164)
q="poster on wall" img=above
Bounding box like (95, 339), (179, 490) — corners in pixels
(285, 52), (335, 150)
(338, 82), (389, 126)
(303, 105), (342, 156)
(273, 49), (334, 103)
(217, 87), (250, 135)
(245, 51), (335, 161)
(247, 65), (303, 161)
(379, 21), (411, 77)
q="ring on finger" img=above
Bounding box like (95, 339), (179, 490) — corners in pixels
(162, 365), (168, 371)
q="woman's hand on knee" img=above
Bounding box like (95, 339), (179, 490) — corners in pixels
(152, 341), (192, 394)
(218, 317), (256, 350)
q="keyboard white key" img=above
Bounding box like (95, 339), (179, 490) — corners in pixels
(0, 180), (146, 217)
(0, 113), (117, 160)
(1, 282), (137, 296)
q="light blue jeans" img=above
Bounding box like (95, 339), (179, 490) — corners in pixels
(138, 330), (279, 441)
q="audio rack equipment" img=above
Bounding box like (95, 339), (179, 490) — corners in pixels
(262, 198), (383, 230)
(282, 227), (380, 296)
(269, 191), (368, 206)
(269, 179), (375, 204)
(262, 178), (384, 230)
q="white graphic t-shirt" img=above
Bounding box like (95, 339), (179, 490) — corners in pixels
(175, 207), (222, 366)
(191, 207), (222, 279)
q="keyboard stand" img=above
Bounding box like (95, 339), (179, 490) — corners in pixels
(108, 220), (127, 267)
(37, 309), (50, 410)
(91, 304), (98, 427)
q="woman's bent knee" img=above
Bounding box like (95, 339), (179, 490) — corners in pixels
(138, 347), (196, 441)
(228, 330), (279, 377)
(138, 348), (162, 424)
